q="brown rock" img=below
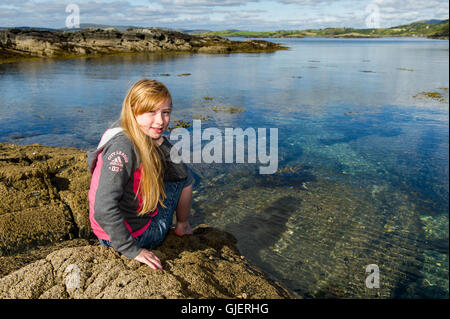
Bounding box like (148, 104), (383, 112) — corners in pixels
(0, 202), (74, 256)
(0, 238), (91, 278)
(0, 226), (295, 299)
(0, 143), (93, 256)
(198, 45), (230, 54)
(0, 28), (286, 62)
(0, 143), (297, 299)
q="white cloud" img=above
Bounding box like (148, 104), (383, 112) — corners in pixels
(156, 0), (260, 7)
(0, 0), (447, 30)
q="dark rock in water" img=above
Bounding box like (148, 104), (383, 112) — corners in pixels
(0, 142), (297, 299)
(8, 133), (25, 140)
(225, 196), (301, 289)
(0, 28), (287, 62)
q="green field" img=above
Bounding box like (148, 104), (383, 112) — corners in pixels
(200, 20), (449, 39)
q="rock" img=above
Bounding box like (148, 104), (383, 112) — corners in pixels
(0, 238), (91, 278)
(0, 226), (295, 299)
(0, 142), (92, 255)
(0, 142), (297, 298)
(0, 202), (74, 256)
(198, 45), (230, 54)
(0, 28), (287, 62)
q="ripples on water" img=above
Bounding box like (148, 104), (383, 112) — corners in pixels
(0, 37), (448, 298)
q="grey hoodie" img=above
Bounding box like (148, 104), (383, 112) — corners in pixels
(87, 128), (190, 259)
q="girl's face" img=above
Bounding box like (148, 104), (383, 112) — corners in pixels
(135, 98), (171, 140)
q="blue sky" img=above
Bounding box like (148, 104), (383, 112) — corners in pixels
(0, 0), (448, 30)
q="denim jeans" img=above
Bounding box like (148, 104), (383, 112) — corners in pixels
(98, 178), (189, 250)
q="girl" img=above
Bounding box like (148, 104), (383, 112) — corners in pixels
(88, 79), (194, 270)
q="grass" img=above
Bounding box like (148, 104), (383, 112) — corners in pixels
(200, 20), (449, 39)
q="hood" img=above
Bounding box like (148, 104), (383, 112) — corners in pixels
(87, 127), (124, 174)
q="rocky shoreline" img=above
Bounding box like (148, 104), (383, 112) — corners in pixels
(0, 142), (297, 299)
(0, 28), (287, 63)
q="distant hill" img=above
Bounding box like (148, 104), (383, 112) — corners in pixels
(426, 20), (449, 39)
(200, 19), (449, 39)
(1, 23), (215, 35)
(63, 25), (214, 35)
(420, 19), (446, 24)
(0, 26), (57, 31)
(180, 29), (212, 35)
(2, 19), (448, 39)
(62, 23), (191, 34)
(0, 23), (155, 32)
(61, 23), (142, 31)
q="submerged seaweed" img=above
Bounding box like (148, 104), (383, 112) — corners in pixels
(193, 115), (211, 121)
(413, 91), (447, 102)
(167, 119), (192, 130)
(212, 105), (245, 114)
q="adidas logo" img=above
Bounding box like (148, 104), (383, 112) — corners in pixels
(109, 156), (123, 167)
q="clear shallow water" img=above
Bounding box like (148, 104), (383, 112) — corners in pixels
(0, 37), (448, 298)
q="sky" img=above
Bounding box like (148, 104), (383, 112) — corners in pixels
(0, 0), (448, 31)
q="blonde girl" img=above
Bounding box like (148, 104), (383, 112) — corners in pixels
(88, 79), (193, 270)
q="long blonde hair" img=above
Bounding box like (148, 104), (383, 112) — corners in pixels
(120, 79), (171, 215)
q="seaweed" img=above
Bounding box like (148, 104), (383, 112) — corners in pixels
(167, 119), (192, 131)
(193, 115), (211, 121)
(212, 106), (245, 114)
(413, 91), (446, 102)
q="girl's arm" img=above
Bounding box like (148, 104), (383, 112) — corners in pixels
(91, 137), (142, 259)
(174, 184), (193, 236)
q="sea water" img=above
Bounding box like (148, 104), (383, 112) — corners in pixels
(0, 37), (448, 298)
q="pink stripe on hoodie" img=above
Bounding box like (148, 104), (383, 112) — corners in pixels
(89, 153), (110, 240)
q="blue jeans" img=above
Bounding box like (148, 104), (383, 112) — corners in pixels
(99, 179), (189, 250)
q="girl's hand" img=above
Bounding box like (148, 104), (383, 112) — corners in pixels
(134, 248), (163, 270)
(174, 221), (193, 237)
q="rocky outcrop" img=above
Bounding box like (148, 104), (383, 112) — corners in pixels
(0, 142), (297, 299)
(0, 226), (294, 299)
(332, 33), (381, 38)
(0, 28), (286, 62)
(0, 142), (91, 257)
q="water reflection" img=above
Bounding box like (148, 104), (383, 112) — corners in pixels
(0, 38), (448, 298)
